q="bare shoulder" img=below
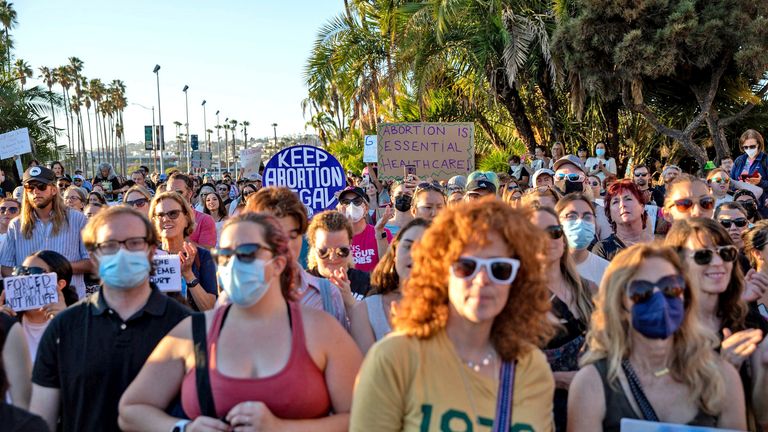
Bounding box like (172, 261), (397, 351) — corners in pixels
(349, 299), (370, 323)
(301, 304), (345, 339)
(571, 364), (604, 399)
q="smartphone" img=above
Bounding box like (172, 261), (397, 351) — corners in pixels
(404, 164), (417, 179)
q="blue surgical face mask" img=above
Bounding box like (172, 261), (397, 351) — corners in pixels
(596, 148), (606, 157)
(98, 249), (151, 290)
(631, 291), (684, 339)
(562, 219), (595, 250)
(218, 257), (271, 307)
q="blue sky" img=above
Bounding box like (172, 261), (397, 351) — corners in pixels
(14, 0), (342, 144)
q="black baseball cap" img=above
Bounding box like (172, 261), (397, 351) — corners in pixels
(337, 186), (369, 203)
(23, 166), (56, 185)
(466, 179), (497, 194)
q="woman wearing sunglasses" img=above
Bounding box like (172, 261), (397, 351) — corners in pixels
(0, 251), (78, 362)
(119, 212), (362, 432)
(593, 180), (653, 261)
(729, 129), (768, 197)
(665, 218), (768, 428)
(735, 189), (763, 223)
(662, 174), (716, 226)
(149, 192), (217, 311)
(122, 186), (152, 219)
(502, 180), (523, 208)
(228, 183), (258, 218)
(0, 198), (20, 254)
(351, 200), (555, 431)
(349, 218), (429, 354)
(528, 206), (593, 432)
(569, 243), (746, 431)
(715, 202), (751, 250)
(307, 211), (372, 311)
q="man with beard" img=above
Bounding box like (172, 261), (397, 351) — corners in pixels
(0, 167), (91, 298)
(632, 164), (665, 206)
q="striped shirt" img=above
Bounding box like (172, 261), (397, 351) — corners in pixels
(0, 209), (90, 298)
(297, 269), (348, 330)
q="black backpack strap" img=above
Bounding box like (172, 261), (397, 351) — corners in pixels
(192, 312), (217, 417)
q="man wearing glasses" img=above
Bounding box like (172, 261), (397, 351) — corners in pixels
(632, 164), (665, 206)
(28, 206), (189, 432)
(0, 166), (92, 298)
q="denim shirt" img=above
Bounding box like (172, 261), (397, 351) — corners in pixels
(730, 151), (768, 192)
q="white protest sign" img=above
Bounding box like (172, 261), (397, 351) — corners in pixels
(4, 272), (59, 312)
(150, 254), (182, 292)
(239, 145), (264, 179)
(620, 418), (740, 432)
(363, 135), (378, 163)
(0, 128), (32, 160)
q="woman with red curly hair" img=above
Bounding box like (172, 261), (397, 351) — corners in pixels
(350, 199), (555, 431)
(593, 180), (653, 261)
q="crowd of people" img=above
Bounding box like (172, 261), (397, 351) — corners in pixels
(0, 130), (767, 431)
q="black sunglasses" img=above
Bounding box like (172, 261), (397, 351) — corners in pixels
(627, 274), (686, 304)
(689, 245), (738, 265)
(545, 225), (564, 240)
(317, 246), (351, 259)
(0, 206), (19, 215)
(24, 183), (48, 192)
(719, 218), (748, 229)
(12, 265), (46, 276)
(211, 243), (273, 265)
(154, 209), (182, 220)
(125, 198), (148, 208)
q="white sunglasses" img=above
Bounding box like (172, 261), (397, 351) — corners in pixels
(450, 256), (521, 284)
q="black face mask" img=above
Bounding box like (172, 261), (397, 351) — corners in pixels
(394, 195), (412, 212)
(564, 181), (584, 194)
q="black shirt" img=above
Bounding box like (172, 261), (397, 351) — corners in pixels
(0, 403), (48, 432)
(91, 176), (122, 200)
(308, 267), (371, 300)
(32, 285), (190, 432)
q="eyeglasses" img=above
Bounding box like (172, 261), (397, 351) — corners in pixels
(242, 190), (255, 198)
(545, 225), (564, 239)
(627, 275), (685, 304)
(64, 195), (82, 202)
(0, 206), (19, 215)
(211, 243), (273, 265)
(555, 173), (585, 182)
(154, 209), (183, 220)
(588, 181), (600, 187)
(92, 237), (149, 255)
(634, 172), (649, 178)
(339, 197), (364, 206)
(24, 183), (48, 192)
(738, 199), (757, 209)
(317, 246), (351, 259)
(12, 265), (47, 276)
(670, 197), (715, 212)
(450, 256), (521, 284)
(709, 177), (729, 184)
(126, 198), (148, 208)
(689, 245), (738, 265)
(719, 218), (748, 229)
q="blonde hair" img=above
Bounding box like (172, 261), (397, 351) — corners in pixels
(306, 210), (354, 270)
(581, 243), (725, 415)
(148, 191), (196, 238)
(20, 184), (69, 239)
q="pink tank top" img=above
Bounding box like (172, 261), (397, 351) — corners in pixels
(181, 301), (332, 419)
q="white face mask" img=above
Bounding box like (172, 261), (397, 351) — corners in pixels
(345, 203), (365, 222)
(746, 148), (758, 159)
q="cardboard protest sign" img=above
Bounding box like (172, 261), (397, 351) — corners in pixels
(363, 135), (378, 163)
(0, 127), (32, 160)
(263, 145), (346, 215)
(4, 272), (59, 312)
(377, 122), (474, 180)
(240, 145), (264, 179)
(150, 254), (182, 292)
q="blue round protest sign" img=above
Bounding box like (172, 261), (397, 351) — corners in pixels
(263, 145), (347, 216)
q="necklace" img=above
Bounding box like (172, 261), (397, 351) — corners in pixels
(463, 350), (496, 372)
(653, 368), (670, 377)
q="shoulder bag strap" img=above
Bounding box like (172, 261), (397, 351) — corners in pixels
(492, 360), (517, 432)
(621, 359), (660, 422)
(317, 278), (336, 317)
(192, 312), (217, 418)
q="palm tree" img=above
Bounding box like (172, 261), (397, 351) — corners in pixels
(229, 119), (238, 167)
(67, 57), (88, 169)
(39, 66), (59, 157)
(241, 121), (249, 149)
(54, 66), (74, 167)
(88, 78), (106, 164)
(108, 80), (127, 171)
(0, 1), (17, 75)
(12, 58), (31, 90)
(222, 121), (230, 171)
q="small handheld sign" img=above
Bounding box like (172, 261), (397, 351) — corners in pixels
(150, 254), (182, 292)
(4, 272), (59, 312)
(263, 145), (347, 215)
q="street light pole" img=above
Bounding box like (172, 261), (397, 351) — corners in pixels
(183, 85), (190, 173)
(154, 64), (164, 174)
(216, 110), (221, 174)
(202, 100), (208, 153)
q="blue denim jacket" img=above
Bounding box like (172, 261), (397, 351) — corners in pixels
(730, 152), (768, 191)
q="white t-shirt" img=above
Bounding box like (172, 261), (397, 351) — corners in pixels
(585, 156), (617, 182)
(575, 252), (610, 286)
(23, 319), (49, 362)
